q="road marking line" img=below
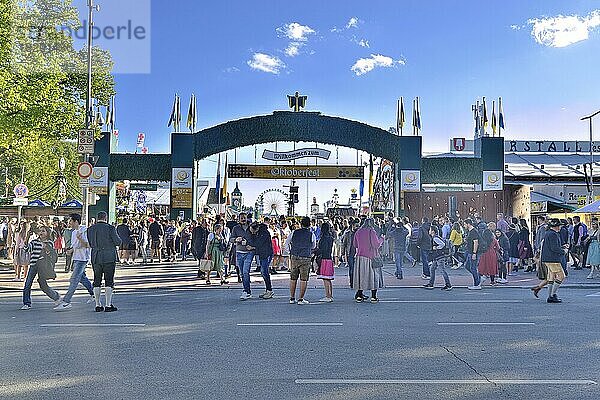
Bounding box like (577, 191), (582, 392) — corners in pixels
(40, 324), (146, 327)
(586, 291), (600, 297)
(237, 323), (343, 327)
(379, 300), (522, 303)
(294, 379), (596, 385)
(437, 322), (535, 326)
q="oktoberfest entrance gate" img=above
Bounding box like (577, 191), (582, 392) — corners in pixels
(89, 110), (504, 222)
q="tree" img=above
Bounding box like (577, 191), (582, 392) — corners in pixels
(0, 0), (115, 202)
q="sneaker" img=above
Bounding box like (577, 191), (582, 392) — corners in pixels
(259, 290), (274, 299)
(240, 292), (252, 301)
(421, 274), (430, 280)
(355, 296), (363, 303)
(441, 285), (453, 291)
(370, 297), (379, 303)
(297, 299), (309, 305)
(53, 297), (62, 306)
(53, 302), (72, 312)
(104, 305), (118, 312)
(422, 284), (434, 289)
(318, 297), (329, 302)
(95, 306), (104, 312)
(396, 275), (403, 280)
(20, 304), (31, 310)
(325, 297), (334, 303)
(547, 296), (562, 303)
(289, 298), (296, 304)
(467, 285), (482, 290)
(497, 278), (508, 284)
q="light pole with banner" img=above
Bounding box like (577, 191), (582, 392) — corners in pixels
(581, 109), (600, 204)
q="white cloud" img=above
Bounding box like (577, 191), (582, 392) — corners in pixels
(358, 39), (370, 48)
(224, 66), (240, 73)
(284, 42), (302, 57)
(351, 54), (404, 76)
(277, 22), (315, 42)
(247, 53), (285, 74)
(527, 10), (600, 47)
(510, 24), (521, 30)
(346, 17), (360, 29)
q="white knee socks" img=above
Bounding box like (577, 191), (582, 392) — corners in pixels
(93, 287), (102, 306)
(105, 287), (113, 306)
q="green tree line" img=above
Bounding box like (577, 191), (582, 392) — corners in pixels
(0, 0), (115, 203)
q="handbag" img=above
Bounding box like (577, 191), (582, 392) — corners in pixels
(368, 230), (384, 269)
(198, 259), (213, 272)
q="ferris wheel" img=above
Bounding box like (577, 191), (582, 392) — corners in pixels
(256, 188), (288, 216)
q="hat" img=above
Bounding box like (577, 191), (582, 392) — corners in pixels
(547, 218), (561, 228)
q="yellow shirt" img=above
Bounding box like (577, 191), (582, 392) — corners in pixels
(449, 229), (463, 246)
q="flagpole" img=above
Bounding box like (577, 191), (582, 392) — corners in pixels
(492, 100), (496, 137)
(498, 97), (502, 137)
(412, 99), (416, 136)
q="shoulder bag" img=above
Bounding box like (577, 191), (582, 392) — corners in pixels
(36, 243), (57, 280)
(369, 230), (384, 269)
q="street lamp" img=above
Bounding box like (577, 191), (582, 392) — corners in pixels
(581, 109), (600, 205)
(82, 0), (100, 225)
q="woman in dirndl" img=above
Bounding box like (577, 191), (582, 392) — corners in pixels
(586, 220), (600, 279)
(352, 218), (384, 303)
(205, 224), (227, 285)
(317, 222), (335, 302)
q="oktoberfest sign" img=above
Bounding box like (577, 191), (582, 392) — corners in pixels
(262, 148), (331, 162)
(171, 168), (193, 208)
(228, 164), (363, 180)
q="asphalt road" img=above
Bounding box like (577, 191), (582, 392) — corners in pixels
(1, 285), (600, 400)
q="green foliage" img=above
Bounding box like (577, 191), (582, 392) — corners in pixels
(422, 157), (482, 184)
(109, 154), (172, 182)
(0, 0), (115, 199)
(195, 111), (404, 162)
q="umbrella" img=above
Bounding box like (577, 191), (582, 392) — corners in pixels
(62, 199), (83, 208)
(574, 199), (600, 213)
(28, 199), (50, 207)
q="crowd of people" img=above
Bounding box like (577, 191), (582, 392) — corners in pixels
(1, 210), (597, 310)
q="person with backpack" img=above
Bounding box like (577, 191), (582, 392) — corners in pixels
(417, 217), (432, 280)
(21, 226), (61, 310)
(246, 221), (274, 298)
(387, 218), (409, 279)
(422, 226), (452, 290)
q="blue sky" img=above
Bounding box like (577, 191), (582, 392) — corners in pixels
(81, 0), (600, 212)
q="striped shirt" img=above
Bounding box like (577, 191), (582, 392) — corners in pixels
(28, 239), (43, 267)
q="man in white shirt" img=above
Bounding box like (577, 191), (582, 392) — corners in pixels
(54, 213), (95, 311)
